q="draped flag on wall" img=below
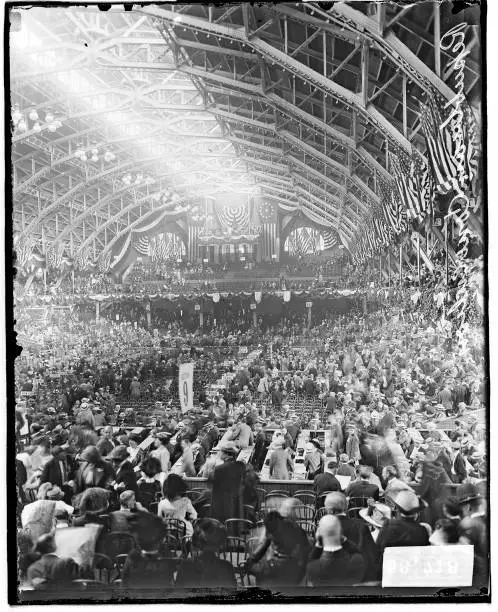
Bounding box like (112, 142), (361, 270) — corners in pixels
(257, 201), (277, 260)
(151, 233), (186, 262)
(284, 227), (324, 255)
(419, 96), (479, 195)
(188, 225), (199, 261)
(215, 200), (250, 231)
(133, 236), (150, 256)
(389, 150), (434, 224)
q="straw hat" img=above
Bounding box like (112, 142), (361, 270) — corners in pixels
(359, 503), (392, 529)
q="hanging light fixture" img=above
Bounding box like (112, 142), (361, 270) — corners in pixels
(80, 152), (88, 162)
(33, 122), (42, 133)
(54, 117), (62, 129)
(91, 153), (99, 162)
(45, 111), (54, 124)
(28, 109), (39, 121)
(47, 123), (57, 133)
(17, 118), (28, 132)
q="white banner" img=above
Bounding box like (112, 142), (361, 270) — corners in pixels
(179, 362), (194, 414)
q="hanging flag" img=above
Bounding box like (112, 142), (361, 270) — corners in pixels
(379, 179), (407, 235)
(389, 150), (434, 224)
(419, 97), (479, 195)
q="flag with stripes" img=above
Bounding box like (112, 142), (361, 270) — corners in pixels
(322, 230), (337, 251)
(263, 222), (277, 259)
(216, 202), (250, 231)
(379, 179), (407, 235)
(15, 234), (35, 269)
(419, 97), (479, 194)
(389, 150), (434, 224)
(188, 226), (199, 261)
(134, 236), (150, 256)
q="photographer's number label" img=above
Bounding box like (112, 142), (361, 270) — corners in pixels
(382, 546), (473, 587)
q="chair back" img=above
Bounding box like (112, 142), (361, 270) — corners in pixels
(225, 518), (254, 539)
(93, 553), (113, 584)
(348, 496), (369, 509)
(101, 531), (137, 560)
(347, 506), (363, 519)
(294, 492), (316, 506)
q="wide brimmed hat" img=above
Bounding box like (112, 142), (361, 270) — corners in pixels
(219, 442), (239, 456)
(359, 503), (392, 528)
(456, 482), (482, 505)
(391, 489), (427, 515)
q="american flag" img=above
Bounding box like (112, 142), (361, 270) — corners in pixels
(188, 226), (199, 261)
(15, 234), (35, 269)
(389, 149), (434, 224)
(257, 201), (275, 223)
(419, 97), (479, 194)
(134, 236), (150, 256)
(379, 178), (407, 235)
(216, 203), (249, 231)
(322, 230), (337, 250)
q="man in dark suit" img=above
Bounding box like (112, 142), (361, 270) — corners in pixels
(376, 490), (429, 554)
(108, 445), (140, 503)
(211, 442), (247, 525)
(307, 515), (366, 587)
(39, 446), (74, 489)
(323, 491), (380, 580)
(345, 466), (380, 501)
(314, 461), (341, 507)
(449, 440), (468, 483)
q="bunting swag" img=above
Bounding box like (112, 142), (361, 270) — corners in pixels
(134, 236), (150, 256)
(322, 230), (337, 251)
(389, 150), (434, 224)
(419, 97), (479, 195)
(216, 202), (249, 231)
(110, 233), (132, 269)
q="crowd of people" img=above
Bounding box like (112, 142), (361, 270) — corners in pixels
(15, 289), (487, 596)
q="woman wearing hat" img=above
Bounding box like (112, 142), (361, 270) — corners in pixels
(359, 502), (392, 542)
(71, 445), (114, 494)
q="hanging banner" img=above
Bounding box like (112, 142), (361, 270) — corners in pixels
(254, 291), (262, 303)
(179, 362), (194, 414)
(283, 290), (291, 303)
